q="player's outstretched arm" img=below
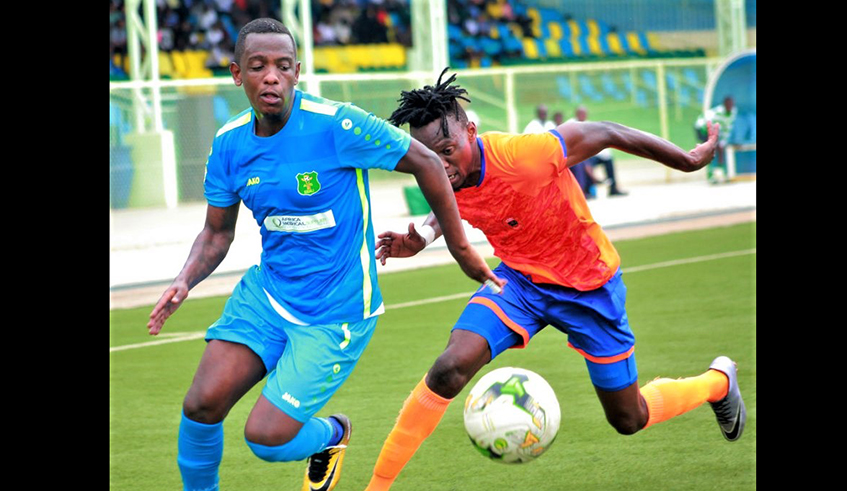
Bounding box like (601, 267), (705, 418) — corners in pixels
(559, 120), (720, 173)
(147, 203), (240, 335)
(394, 139), (505, 289)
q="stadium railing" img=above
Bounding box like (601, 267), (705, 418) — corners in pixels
(109, 57), (722, 210)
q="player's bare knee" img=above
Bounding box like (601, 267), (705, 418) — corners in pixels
(429, 356), (474, 399)
(243, 419), (296, 448)
(607, 413), (645, 436)
(182, 391), (227, 424)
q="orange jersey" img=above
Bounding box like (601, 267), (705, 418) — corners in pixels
(454, 131), (620, 291)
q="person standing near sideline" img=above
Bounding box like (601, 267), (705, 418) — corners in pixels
(523, 103), (556, 134)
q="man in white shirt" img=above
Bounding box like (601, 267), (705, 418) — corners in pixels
(523, 104), (556, 133)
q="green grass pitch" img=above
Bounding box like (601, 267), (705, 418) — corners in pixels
(110, 222), (756, 490)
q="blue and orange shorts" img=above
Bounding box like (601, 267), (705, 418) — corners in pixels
(453, 262), (637, 392)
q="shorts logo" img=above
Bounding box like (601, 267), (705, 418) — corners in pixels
(282, 392), (301, 408)
(296, 171), (321, 196)
(505, 218), (520, 228)
(342, 118), (353, 130)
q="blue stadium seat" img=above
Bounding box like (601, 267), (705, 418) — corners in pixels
(556, 76), (578, 101)
(683, 68), (701, 86)
(213, 96), (231, 126)
(480, 37), (502, 57)
(640, 69), (657, 90)
(558, 38), (575, 57)
(578, 74), (603, 101)
(601, 73), (625, 100)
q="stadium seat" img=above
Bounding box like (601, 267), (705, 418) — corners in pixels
(558, 38), (575, 58)
(158, 52), (174, 79)
(213, 96), (231, 126)
(186, 51), (213, 78)
(601, 73), (625, 100)
(521, 38), (540, 60)
(170, 50), (188, 76)
(640, 69), (657, 90)
(556, 76), (575, 100)
(578, 74), (603, 101)
(544, 38), (562, 58)
(606, 32), (628, 57)
(585, 20), (606, 56)
(547, 21), (564, 40)
(626, 32), (648, 56)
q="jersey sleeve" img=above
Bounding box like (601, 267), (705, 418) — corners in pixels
(203, 136), (240, 208)
(333, 103), (411, 171)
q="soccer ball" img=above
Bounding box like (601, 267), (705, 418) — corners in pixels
(463, 367), (561, 464)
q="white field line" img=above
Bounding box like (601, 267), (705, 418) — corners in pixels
(110, 248), (755, 353)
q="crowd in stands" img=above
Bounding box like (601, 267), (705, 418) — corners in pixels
(110, 0), (412, 79)
(312, 0), (411, 47)
(110, 0), (690, 79)
(448, 0), (532, 67)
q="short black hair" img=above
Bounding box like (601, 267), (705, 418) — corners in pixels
(234, 18), (297, 65)
(389, 67), (470, 137)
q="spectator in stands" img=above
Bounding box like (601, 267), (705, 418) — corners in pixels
(352, 5), (389, 44)
(695, 95), (736, 184)
(523, 104), (556, 133)
(569, 105), (628, 197)
(314, 12), (338, 46)
(110, 16), (128, 69)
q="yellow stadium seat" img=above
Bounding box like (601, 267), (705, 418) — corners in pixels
(587, 19), (601, 37)
(170, 50), (188, 77)
(626, 32), (647, 55)
(508, 22), (523, 39)
(185, 50), (213, 78)
(646, 33), (662, 51)
(548, 21), (563, 40)
(157, 52), (174, 78)
(521, 38), (539, 59)
(605, 33), (624, 56)
(383, 44), (405, 68)
(587, 36), (604, 56)
(567, 19), (582, 37)
(544, 38), (562, 58)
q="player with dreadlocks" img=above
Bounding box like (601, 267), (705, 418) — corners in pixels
(364, 69), (747, 490)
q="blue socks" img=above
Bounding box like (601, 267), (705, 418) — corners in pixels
(327, 416), (345, 447)
(177, 412), (223, 491)
(245, 417), (335, 462)
(177, 410), (342, 489)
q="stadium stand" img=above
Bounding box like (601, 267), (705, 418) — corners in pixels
(109, 0), (413, 78)
(109, 0), (706, 77)
(446, 0), (704, 69)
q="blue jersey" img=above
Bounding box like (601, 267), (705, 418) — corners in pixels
(204, 89), (411, 324)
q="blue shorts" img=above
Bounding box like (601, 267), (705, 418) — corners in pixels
(453, 263), (637, 391)
(206, 265), (378, 422)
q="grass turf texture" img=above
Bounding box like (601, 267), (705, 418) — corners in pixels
(110, 222), (755, 490)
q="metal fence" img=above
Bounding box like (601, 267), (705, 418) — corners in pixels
(109, 57), (721, 210)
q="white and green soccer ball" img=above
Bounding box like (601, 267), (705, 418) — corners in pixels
(463, 367), (561, 464)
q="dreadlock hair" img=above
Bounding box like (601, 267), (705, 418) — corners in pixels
(234, 18), (297, 66)
(389, 67), (471, 138)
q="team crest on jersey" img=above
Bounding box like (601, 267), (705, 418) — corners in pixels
(296, 171), (321, 196)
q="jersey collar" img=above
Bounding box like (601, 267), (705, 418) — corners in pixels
(473, 136), (486, 187)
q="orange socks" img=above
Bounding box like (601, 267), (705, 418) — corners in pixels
(366, 375), (452, 491)
(640, 368), (728, 429)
